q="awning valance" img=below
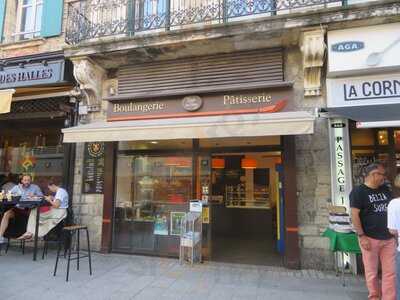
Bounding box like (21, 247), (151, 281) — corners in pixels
(62, 111), (315, 143)
(356, 121), (400, 129)
(327, 103), (400, 122)
(0, 89), (15, 114)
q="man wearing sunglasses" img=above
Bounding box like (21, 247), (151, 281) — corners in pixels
(351, 163), (396, 300)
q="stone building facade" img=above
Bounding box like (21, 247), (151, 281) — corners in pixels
(61, 0), (400, 269)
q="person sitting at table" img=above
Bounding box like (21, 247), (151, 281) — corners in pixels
(1, 173), (18, 193)
(17, 179), (68, 240)
(0, 174), (43, 244)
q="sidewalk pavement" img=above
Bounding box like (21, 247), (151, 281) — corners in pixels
(0, 247), (367, 300)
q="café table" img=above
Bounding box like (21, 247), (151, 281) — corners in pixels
(0, 198), (51, 261)
(322, 228), (361, 286)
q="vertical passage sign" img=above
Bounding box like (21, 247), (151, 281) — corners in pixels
(329, 118), (352, 210)
(82, 142), (105, 194)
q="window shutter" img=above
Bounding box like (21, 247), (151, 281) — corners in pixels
(0, 0), (6, 42)
(41, 0), (63, 38)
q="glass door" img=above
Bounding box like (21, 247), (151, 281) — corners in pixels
(197, 155), (212, 259)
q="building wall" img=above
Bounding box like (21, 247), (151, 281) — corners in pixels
(70, 46), (334, 266)
(71, 85), (109, 251)
(64, 0), (400, 265)
(284, 47), (333, 269)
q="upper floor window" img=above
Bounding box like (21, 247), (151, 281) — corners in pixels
(17, 0), (43, 40)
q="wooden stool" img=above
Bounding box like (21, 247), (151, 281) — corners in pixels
(53, 225), (92, 282)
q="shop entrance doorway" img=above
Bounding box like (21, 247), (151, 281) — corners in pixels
(208, 152), (284, 266)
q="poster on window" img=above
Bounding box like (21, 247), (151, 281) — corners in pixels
(170, 212), (186, 236)
(154, 213), (169, 235)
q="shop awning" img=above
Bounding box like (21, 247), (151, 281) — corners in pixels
(62, 111), (315, 143)
(0, 89), (15, 114)
(327, 103), (400, 122)
(356, 120), (400, 128)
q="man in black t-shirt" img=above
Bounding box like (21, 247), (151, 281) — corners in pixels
(350, 163), (396, 300)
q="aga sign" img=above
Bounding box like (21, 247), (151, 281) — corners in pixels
(331, 41), (364, 52)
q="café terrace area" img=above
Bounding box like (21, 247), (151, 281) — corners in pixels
(0, 247), (366, 300)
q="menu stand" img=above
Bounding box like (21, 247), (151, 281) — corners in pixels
(179, 212), (202, 265)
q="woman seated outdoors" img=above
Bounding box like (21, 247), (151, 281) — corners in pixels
(18, 180), (68, 240)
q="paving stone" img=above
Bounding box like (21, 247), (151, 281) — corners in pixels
(0, 250), (368, 300)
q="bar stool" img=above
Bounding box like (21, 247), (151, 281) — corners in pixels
(5, 239), (25, 254)
(42, 219), (67, 259)
(53, 225), (92, 282)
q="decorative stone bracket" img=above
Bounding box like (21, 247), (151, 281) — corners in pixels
(71, 56), (106, 112)
(300, 28), (326, 97)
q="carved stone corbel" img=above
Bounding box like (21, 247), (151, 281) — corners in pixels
(71, 56), (105, 112)
(300, 28), (326, 97)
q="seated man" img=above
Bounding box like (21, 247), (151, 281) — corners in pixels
(18, 180), (68, 240)
(0, 174), (43, 244)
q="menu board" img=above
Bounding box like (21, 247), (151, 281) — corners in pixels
(82, 142), (105, 194)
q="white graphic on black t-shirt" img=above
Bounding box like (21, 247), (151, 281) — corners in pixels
(368, 193), (389, 213)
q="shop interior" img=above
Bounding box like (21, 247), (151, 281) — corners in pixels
(0, 118), (65, 192)
(350, 124), (400, 185)
(209, 152), (283, 266)
(113, 137), (284, 265)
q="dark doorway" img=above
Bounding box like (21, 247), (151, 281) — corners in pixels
(209, 152), (283, 266)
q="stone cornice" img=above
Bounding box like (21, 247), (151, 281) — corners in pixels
(64, 0), (400, 58)
(70, 56), (105, 110)
(300, 28), (326, 97)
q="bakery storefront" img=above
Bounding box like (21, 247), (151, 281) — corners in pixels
(0, 52), (76, 194)
(63, 49), (315, 266)
(326, 23), (400, 213)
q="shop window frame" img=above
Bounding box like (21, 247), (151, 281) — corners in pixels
(111, 138), (284, 256)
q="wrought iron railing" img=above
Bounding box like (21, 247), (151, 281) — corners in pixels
(66, 0), (346, 44)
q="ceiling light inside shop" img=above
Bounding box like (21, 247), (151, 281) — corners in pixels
(212, 158), (225, 169)
(241, 158), (257, 169)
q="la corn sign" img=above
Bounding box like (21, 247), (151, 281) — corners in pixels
(327, 73), (400, 107)
(331, 41), (364, 52)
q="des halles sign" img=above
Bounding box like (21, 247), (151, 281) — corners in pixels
(0, 60), (65, 89)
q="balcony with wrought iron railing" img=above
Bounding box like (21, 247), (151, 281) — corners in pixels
(66, 0), (377, 45)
